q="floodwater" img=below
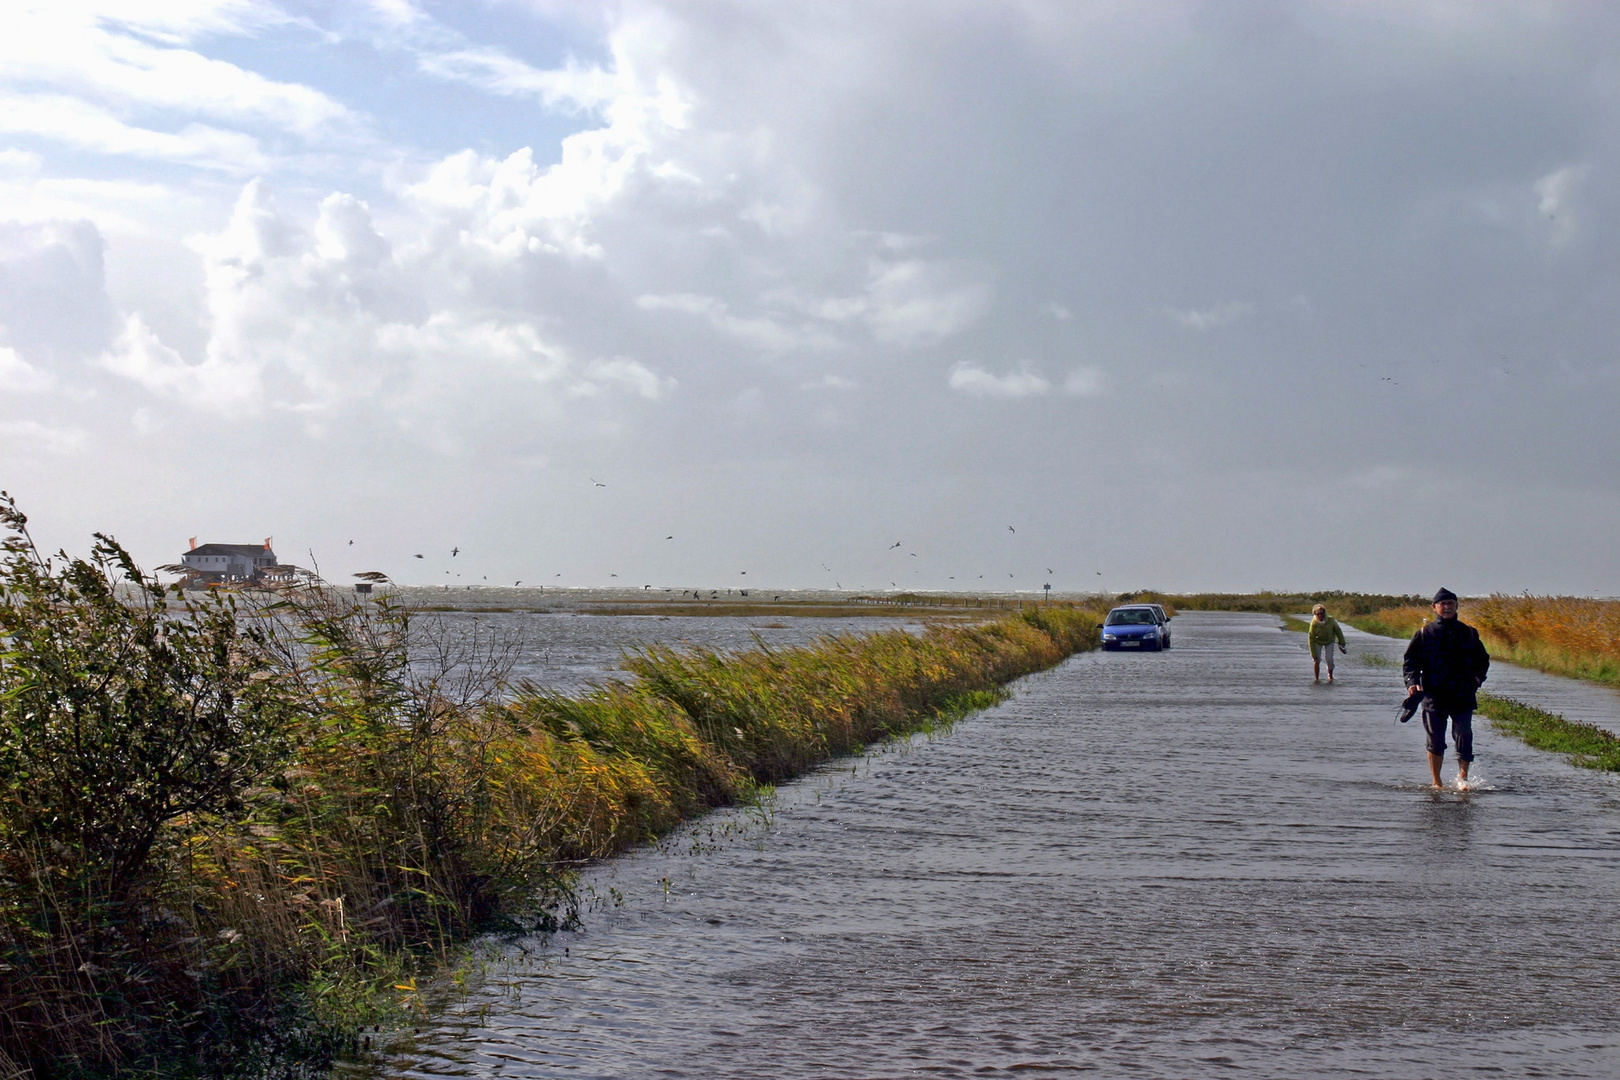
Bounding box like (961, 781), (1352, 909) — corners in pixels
(343, 611), (1620, 1079)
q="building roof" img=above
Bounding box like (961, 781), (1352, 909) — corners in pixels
(184, 543), (276, 559)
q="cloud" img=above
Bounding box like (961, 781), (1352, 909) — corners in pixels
(801, 373), (857, 390)
(0, 345), (54, 393)
(1534, 164), (1586, 248)
(1043, 302), (1072, 320)
(0, 419), (87, 455)
(0, 5), (359, 173)
(1063, 366), (1106, 397)
(0, 93), (270, 174)
(1167, 301), (1253, 330)
(948, 362), (1050, 399)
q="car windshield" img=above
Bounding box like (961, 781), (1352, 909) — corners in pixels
(1106, 609), (1157, 625)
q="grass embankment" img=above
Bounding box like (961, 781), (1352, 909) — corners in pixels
(1475, 694), (1620, 773)
(0, 496), (1099, 1078)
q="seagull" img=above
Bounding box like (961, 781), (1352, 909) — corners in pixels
(741, 570), (747, 574)
(414, 554), (424, 559)
(909, 553), (917, 557)
(590, 478), (606, 487)
(451, 547), (459, 557)
(666, 535), (674, 540)
(515, 580), (521, 586)
(1007, 525), (1016, 533)
(889, 541), (902, 549)
(1047, 568), (1053, 574)
(348, 540), (354, 546)
(611, 573), (618, 577)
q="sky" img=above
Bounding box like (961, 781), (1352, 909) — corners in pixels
(2, 0), (1618, 596)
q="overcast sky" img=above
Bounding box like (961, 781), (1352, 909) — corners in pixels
(2, 1), (1618, 595)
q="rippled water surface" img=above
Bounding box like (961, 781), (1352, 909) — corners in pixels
(344, 611), (1620, 1078)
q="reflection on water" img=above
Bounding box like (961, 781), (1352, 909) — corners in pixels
(339, 612), (1620, 1079)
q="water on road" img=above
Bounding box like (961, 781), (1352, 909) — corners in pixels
(345, 611), (1620, 1078)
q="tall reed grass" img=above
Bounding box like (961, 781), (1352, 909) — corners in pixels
(1466, 595), (1620, 687)
(0, 496), (1099, 1077)
(1349, 597), (1620, 689)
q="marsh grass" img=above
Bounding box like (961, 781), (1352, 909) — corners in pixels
(1278, 615), (1311, 633)
(1349, 597), (1620, 689)
(1348, 606), (1431, 640)
(1143, 591), (1424, 617)
(1476, 693), (1620, 772)
(0, 497), (1099, 1076)
(1467, 596), (1620, 688)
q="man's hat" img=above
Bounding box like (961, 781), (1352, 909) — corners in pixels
(1432, 587), (1457, 604)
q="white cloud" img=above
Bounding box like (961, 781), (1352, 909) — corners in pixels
(0, 93), (270, 174)
(1534, 164), (1585, 248)
(100, 313), (259, 410)
(0, 4), (358, 174)
(1063, 366), (1106, 397)
(801, 374), (857, 390)
(1167, 301), (1253, 330)
(0, 419), (87, 455)
(636, 292), (837, 352)
(0, 345), (56, 393)
(948, 362), (1050, 399)
(861, 259), (992, 347)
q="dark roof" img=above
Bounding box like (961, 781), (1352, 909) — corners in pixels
(184, 543), (276, 558)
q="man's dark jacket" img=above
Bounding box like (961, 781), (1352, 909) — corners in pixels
(1403, 617), (1491, 710)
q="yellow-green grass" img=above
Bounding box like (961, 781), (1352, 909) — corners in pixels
(0, 501), (1099, 1080)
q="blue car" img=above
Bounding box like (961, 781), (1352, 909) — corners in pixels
(1101, 605), (1170, 651)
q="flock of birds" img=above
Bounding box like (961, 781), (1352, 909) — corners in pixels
(348, 476), (1106, 590)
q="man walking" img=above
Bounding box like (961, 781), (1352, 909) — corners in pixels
(1403, 588), (1491, 789)
(1307, 604), (1347, 682)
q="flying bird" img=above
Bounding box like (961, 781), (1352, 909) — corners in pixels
(589, 478), (606, 487)
(452, 547), (459, 557)
(1007, 525), (1016, 533)
(348, 540), (354, 546)
(611, 573), (618, 577)
(889, 541), (902, 549)
(666, 535), (674, 540)
(1047, 568), (1053, 574)
(515, 580), (522, 586)
(414, 554), (424, 559)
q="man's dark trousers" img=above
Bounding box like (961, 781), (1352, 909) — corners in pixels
(1421, 697), (1473, 762)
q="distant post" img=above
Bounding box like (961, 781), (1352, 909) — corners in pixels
(1044, 582), (1051, 604)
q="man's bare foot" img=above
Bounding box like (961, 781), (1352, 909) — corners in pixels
(1327, 675), (1334, 683)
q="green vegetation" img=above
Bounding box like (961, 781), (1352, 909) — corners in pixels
(1278, 614), (1310, 633)
(0, 494), (1098, 1077)
(1346, 606), (1430, 640)
(1476, 693), (1620, 772)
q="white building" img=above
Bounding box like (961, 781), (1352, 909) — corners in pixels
(179, 539), (278, 584)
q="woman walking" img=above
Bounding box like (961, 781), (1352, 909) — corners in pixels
(1308, 604), (1347, 682)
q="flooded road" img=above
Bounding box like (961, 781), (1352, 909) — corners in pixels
(347, 611), (1620, 1078)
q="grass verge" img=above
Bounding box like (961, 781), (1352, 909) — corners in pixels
(1476, 693), (1620, 772)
